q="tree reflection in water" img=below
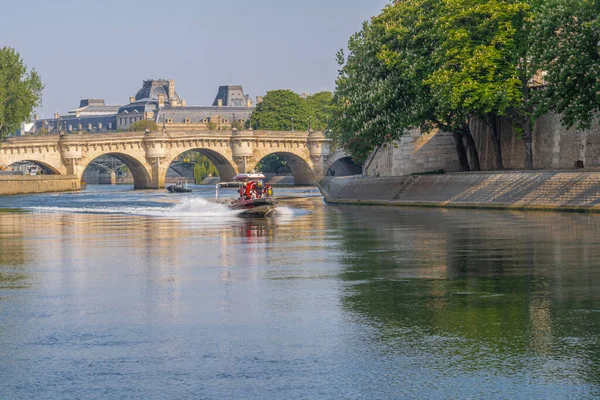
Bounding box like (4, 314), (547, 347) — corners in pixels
(334, 205), (600, 386)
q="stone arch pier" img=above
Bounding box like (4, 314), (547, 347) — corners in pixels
(0, 130), (333, 188)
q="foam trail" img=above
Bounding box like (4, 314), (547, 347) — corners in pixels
(27, 197), (243, 219)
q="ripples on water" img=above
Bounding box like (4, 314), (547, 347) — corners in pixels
(0, 184), (600, 399)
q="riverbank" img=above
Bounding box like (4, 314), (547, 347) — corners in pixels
(318, 171), (600, 212)
(0, 175), (80, 196)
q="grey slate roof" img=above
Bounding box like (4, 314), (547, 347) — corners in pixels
(212, 85), (248, 107)
(135, 79), (181, 102)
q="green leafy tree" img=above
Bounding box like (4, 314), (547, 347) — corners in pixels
(426, 0), (530, 170)
(333, 15), (418, 163)
(530, 0), (600, 131)
(0, 47), (43, 138)
(189, 151), (219, 184)
(256, 154), (291, 174)
(306, 91), (337, 131)
(334, 0), (479, 169)
(251, 90), (310, 131)
(129, 119), (158, 132)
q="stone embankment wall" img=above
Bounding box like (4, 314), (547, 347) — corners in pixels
(319, 172), (600, 212)
(472, 114), (600, 170)
(364, 129), (459, 177)
(365, 116), (600, 176)
(0, 175), (80, 195)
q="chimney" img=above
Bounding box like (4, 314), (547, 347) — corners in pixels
(217, 99), (223, 107)
(158, 94), (165, 107)
(246, 98), (253, 107)
(129, 96), (135, 103)
(181, 99), (186, 107)
(168, 79), (175, 100)
(256, 96), (263, 104)
(171, 99), (179, 107)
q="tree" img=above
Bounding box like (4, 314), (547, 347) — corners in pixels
(426, 0), (530, 170)
(0, 47), (43, 138)
(256, 154), (291, 174)
(334, 0), (544, 171)
(530, 0), (600, 131)
(305, 91), (337, 131)
(250, 90), (310, 131)
(334, 0), (479, 169)
(333, 14), (420, 163)
(190, 151), (219, 184)
(129, 119), (158, 132)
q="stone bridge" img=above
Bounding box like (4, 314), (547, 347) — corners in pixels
(0, 130), (346, 188)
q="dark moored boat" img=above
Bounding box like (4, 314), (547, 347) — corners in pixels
(167, 180), (192, 193)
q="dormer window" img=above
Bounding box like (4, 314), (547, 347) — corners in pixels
(167, 118), (173, 124)
(184, 118), (190, 124)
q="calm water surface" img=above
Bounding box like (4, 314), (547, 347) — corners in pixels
(1, 185), (600, 399)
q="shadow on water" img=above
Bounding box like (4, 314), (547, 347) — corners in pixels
(330, 205), (600, 387)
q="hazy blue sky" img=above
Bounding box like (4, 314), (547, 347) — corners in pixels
(2, 0), (389, 116)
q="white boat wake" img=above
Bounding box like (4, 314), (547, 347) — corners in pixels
(25, 197), (304, 220)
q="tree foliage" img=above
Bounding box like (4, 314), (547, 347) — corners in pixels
(305, 91), (336, 131)
(190, 152), (219, 184)
(250, 89), (338, 132)
(256, 154), (291, 174)
(333, 0), (548, 169)
(251, 90), (310, 131)
(530, 0), (600, 130)
(0, 47), (43, 138)
(129, 119), (158, 132)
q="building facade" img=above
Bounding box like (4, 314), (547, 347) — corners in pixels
(28, 80), (256, 134)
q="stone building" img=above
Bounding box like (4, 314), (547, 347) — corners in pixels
(29, 80), (255, 134)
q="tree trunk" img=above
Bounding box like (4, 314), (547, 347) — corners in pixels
(464, 127), (481, 171)
(452, 131), (470, 172)
(487, 113), (504, 170)
(523, 118), (534, 170)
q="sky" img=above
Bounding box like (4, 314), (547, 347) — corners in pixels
(2, 0), (389, 116)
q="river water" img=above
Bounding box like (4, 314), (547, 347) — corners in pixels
(1, 185), (600, 399)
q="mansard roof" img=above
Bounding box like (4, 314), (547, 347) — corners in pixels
(212, 85), (249, 107)
(135, 79), (181, 103)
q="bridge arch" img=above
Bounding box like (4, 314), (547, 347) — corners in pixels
(251, 151), (316, 185)
(80, 152), (152, 189)
(4, 159), (62, 175)
(325, 150), (362, 177)
(164, 148), (238, 184)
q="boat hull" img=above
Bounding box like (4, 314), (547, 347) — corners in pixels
(228, 198), (277, 217)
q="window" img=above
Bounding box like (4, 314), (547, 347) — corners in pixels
(88, 123), (92, 130)
(68, 125), (72, 132)
(98, 123), (102, 130)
